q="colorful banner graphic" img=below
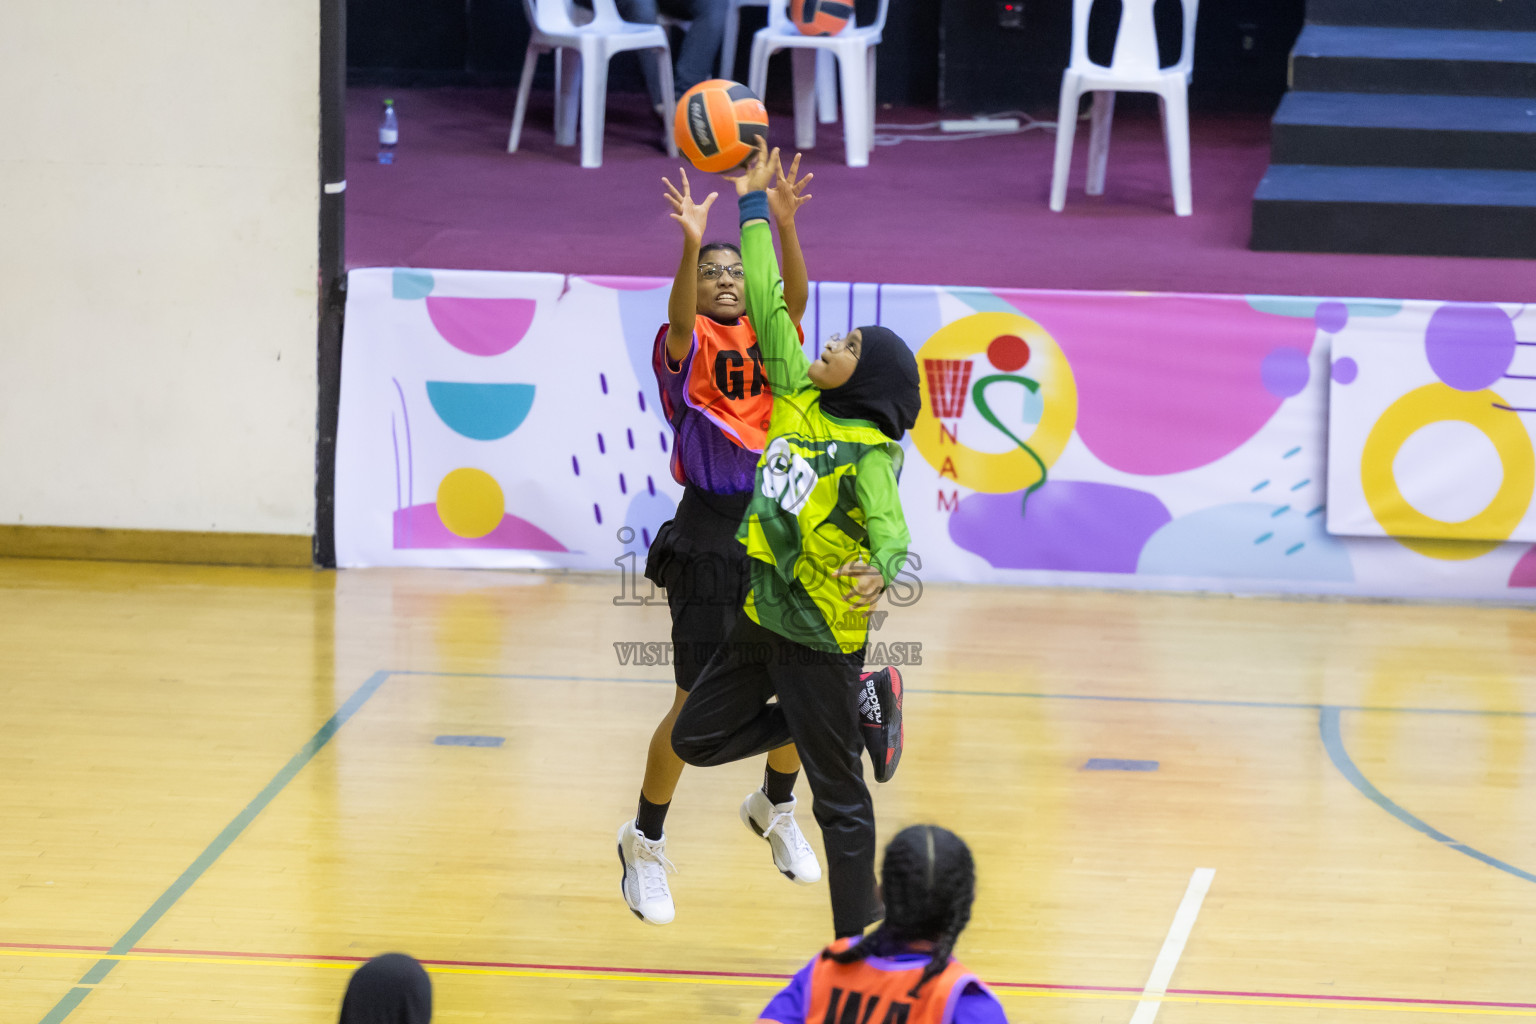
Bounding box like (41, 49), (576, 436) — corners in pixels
(335, 270), (1536, 599)
(1327, 302), (1536, 562)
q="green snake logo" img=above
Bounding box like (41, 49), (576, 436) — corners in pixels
(971, 374), (1048, 516)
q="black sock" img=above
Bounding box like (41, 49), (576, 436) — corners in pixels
(636, 795), (670, 841)
(763, 766), (798, 805)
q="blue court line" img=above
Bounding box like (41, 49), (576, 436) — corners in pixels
(388, 670), (1536, 718)
(435, 735), (505, 747)
(38, 670), (392, 1024)
(927, 687), (1536, 718)
(1084, 758), (1159, 771)
(1319, 707), (1536, 885)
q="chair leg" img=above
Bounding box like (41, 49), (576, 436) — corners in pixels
(657, 48), (679, 158)
(555, 49), (580, 147)
(509, 43), (542, 153)
(816, 50), (837, 124)
(748, 39), (771, 99)
(579, 45), (609, 168)
(792, 48), (817, 150)
(1161, 79), (1192, 216)
(720, 0), (739, 79)
(837, 48), (870, 167)
(1085, 91), (1114, 196)
(1048, 74), (1081, 211)
(865, 47), (876, 151)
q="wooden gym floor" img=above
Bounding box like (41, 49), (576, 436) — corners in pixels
(2, 557), (1534, 1023)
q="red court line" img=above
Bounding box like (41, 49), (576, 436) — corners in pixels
(5, 941), (1535, 1009)
(0, 942), (792, 981)
(988, 981), (1142, 993)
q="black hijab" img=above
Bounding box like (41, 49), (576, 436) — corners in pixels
(339, 953), (432, 1024)
(818, 326), (922, 440)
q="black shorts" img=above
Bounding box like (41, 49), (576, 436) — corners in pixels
(644, 486), (752, 692)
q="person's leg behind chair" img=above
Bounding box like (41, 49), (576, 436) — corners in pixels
(611, 0), (669, 115)
(661, 0), (728, 95)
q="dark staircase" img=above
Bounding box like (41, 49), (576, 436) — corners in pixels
(1250, 0), (1536, 259)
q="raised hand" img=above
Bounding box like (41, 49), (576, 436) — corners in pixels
(663, 167), (717, 247)
(768, 151), (813, 226)
(723, 137), (779, 197)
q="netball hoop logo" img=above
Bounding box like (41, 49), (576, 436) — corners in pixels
(914, 311), (1078, 515)
(926, 359), (973, 419)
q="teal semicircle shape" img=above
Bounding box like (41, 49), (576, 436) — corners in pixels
(393, 269), (435, 300)
(1245, 296), (1403, 319)
(426, 382), (535, 440)
(949, 288), (1023, 315)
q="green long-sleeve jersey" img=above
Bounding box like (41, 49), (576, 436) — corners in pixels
(736, 214), (912, 654)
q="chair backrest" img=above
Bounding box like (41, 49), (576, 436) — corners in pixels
(766, 0), (890, 37)
(524, 0), (576, 33)
(1069, 0), (1198, 76)
(524, 0), (625, 33)
(586, 0), (630, 28)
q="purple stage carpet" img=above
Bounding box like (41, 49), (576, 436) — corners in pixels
(345, 86), (1533, 302)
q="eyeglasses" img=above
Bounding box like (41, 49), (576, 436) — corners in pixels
(825, 332), (861, 357)
(698, 263), (745, 280)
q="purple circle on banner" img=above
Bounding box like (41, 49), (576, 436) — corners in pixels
(1261, 348), (1310, 398)
(1332, 357), (1358, 384)
(1315, 301), (1349, 334)
(1425, 304), (1516, 392)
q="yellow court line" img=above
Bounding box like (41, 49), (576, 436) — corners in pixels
(4, 948), (1533, 1014)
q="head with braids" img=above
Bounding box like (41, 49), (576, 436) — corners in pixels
(824, 824), (976, 997)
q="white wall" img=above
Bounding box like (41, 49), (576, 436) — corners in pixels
(0, 2), (319, 534)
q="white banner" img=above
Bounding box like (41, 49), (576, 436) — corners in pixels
(1327, 302), (1536, 551)
(336, 269), (1536, 600)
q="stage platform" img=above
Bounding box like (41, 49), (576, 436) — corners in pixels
(344, 86), (1534, 303)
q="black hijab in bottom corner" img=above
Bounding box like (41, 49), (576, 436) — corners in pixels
(818, 325), (922, 441)
(340, 953), (432, 1024)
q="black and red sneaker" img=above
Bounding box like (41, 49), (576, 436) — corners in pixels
(857, 667), (904, 783)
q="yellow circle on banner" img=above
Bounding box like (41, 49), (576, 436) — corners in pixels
(912, 311), (1078, 493)
(1392, 536), (1501, 561)
(1360, 384), (1533, 560)
(436, 468), (505, 539)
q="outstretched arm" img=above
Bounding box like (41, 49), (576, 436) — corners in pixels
(662, 168), (718, 363)
(727, 141), (810, 393)
(769, 152), (813, 325)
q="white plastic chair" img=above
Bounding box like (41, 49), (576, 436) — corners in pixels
(747, 0), (890, 167)
(722, 0), (836, 120)
(720, 0), (765, 79)
(508, 0), (679, 169)
(1049, 0), (1199, 216)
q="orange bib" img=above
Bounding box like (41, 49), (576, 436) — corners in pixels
(681, 314), (774, 452)
(806, 940), (981, 1024)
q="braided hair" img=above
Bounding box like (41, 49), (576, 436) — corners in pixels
(823, 825), (976, 997)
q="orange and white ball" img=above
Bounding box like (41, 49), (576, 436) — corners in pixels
(674, 79), (769, 173)
(788, 0), (853, 36)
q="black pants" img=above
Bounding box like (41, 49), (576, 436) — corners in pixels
(671, 614), (879, 937)
(645, 487), (751, 692)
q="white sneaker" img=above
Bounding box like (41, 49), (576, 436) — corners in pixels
(740, 790), (822, 885)
(617, 819), (676, 924)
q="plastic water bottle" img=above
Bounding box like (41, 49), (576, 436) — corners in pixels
(378, 99), (398, 164)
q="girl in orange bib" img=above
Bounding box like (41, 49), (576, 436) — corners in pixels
(759, 825), (1007, 1024)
